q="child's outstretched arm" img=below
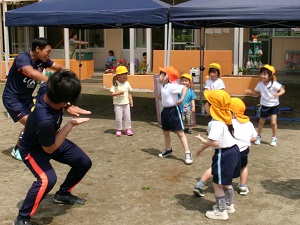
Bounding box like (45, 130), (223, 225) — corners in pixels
(42, 118), (90, 154)
(245, 88), (260, 97)
(177, 86), (187, 105)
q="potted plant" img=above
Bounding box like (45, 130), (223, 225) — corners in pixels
(238, 67), (248, 75)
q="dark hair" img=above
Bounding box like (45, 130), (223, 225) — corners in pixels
(109, 50), (114, 56)
(47, 70), (81, 105)
(259, 67), (274, 89)
(142, 52), (146, 56)
(31, 37), (51, 51)
(208, 68), (220, 77)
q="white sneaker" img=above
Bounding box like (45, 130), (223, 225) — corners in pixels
(185, 152), (193, 165)
(206, 208), (229, 220)
(213, 204), (235, 214)
(270, 137), (277, 147)
(239, 186), (249, 196)
(254, 136), (261, 145)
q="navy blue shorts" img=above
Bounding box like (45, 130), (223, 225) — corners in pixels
(240, 147), (249, 168)
(212, 144), (241, 185)
(2, 96), (34, 123)
(161, 106), (184, 132)
(260, 105), (280, 118)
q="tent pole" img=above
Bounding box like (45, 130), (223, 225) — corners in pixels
(164, 24), (168, 67)
(78, 29), (82, 80)
(199, 27), (205, 106)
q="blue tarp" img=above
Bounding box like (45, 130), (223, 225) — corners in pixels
(5, 0), (170, 28)
(169, 0), (300, 28)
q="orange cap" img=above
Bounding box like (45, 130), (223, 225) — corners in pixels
(204, 90), (232, 125)
(230, 97), (250, 123)
(158, 66), (179, 82)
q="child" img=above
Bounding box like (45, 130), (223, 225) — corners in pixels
(110, 66), (133, 137)
(193, 97), (257, 198)
(246, 64), (285, 146)
(109, 57), (119, 70)
(13, 70), (92, 225)
(204, 63), (225, 90)
(178, 73), (196, 134)
(157, 66), (193, 165)
(194, 90), (240, 220)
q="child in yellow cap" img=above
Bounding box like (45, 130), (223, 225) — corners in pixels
(110, 66), (134, 137)
(194, 90), (240, 220)
(246, 64), (285, 147)
(157, 66), (193, 165)
(179, 73), (196, 134)
(204, 63), (225, 90)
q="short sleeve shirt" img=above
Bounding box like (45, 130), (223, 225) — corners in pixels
(110, 81), (132, 105)
(161, 82), (184, 107)
(19, 83), (63, 153)
(232, 119), (257, 152)
(204, 78), (225, 90)
(254, 81), (282, 106)
(3, 51), (54, 102)
(178, 88), (196, 112)
(207, 119), (237, 148)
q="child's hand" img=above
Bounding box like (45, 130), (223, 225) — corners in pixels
(245, 89), (252, 95)
(118, 90), (125, 95)
(195, 133), (203, 141)
(66, 105), (91, 117)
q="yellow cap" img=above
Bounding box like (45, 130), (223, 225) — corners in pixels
(181, 73), (192, 81)
(230, 97), (250, 123)
(158, 66), (179, 82)
(204, 90), (232, 125)
(209, 63), (221, 71)
(116, 66), (128, 75)
(260, 64), (275, 75)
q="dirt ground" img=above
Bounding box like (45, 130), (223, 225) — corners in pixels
(1, 74), (300, 225)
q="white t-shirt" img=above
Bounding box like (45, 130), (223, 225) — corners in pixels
(207, 119), (237, 148)
(254, 81), (282, 107)
(161, 82), (184, 107)
(232, 119), (257, 152)
(204, 78), (225, 90)
(110, 81), (132, 105)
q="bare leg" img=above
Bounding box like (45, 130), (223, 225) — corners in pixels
(257, 117), (266, 136)
(269, 114), (277, 137)
(240, 166), (248, 185)
(163, 131), (171, 149)
(175, 130), (189, 152)
(201, 167), (213, 183)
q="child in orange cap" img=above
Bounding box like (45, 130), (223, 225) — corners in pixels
(179, 73), (196, 134)
(157, 66), (193, 164)
(246, 64), (285, 147)
(110, 66), (133, 137)
(204, 63), (225, 90)
(194, 90), (240, 220)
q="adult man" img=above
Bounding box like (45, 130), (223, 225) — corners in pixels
(69, 33), (89, 59)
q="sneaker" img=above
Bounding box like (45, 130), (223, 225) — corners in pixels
(184, 128), (192, 134)
(239, 186), (250, 196)
(125, 128), (133, 136)
(193, 185), (205, 197)
(270, 137), (277, 147)
(205, 208), (229, 220)
(158, 149), (173, 158)
(53, 193), (86, 205)
(213, 204), (235, 214)
(185, 152), (193, 164)
(11, 148), (22, 161)
(254, 136), (261, 145)
(116, 130), (122, 137)
(13, 218), (32, 225)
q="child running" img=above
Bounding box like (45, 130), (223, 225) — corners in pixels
(193, 97), (257, 197)
(178, 73), (196, 134)
(246, 64), (285, 146)
(204, 63), (225, 90)
(157, 66), (193, 165)
(13, 70), (92, 225)
(110, 66), (134, 137)
(194, 90), (240, 220)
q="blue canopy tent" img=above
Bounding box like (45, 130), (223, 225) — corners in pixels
(5, 0), (170, 28)
(169, 0), (300, 104)
(4, 0), (171, 77)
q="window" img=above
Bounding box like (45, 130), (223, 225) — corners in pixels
(172, 29), (194, 50)
(123, 28), (146, 49)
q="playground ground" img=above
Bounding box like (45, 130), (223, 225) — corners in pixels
(0, 74), (300, 225)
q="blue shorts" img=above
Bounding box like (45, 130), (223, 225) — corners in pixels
(260, 105), (280, 118)
(240, 147), (249, 168)
(212, 145), (241, 185)
(161, 106), (184, 132)
(2, 96), (34, 123)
